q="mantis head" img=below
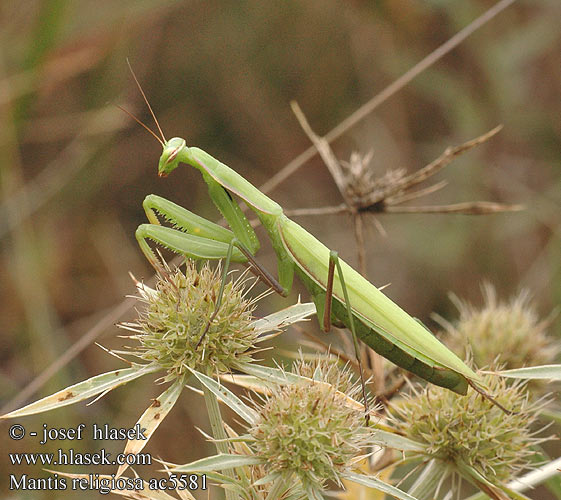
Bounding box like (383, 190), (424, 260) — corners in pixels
(158, 137), (187, 177)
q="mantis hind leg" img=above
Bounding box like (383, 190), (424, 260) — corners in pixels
(324, 251), (371, 422)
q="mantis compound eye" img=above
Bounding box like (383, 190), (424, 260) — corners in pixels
(166, 147), (179, 164)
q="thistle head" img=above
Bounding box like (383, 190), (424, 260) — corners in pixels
(441, 283), (558, 371)
(158, 137), (186, 177)
(389, 373), (550, 483)
(249, 359), (373, 489)
(122, 261), (259, 381)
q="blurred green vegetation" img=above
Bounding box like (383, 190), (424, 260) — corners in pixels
(0, 1), (560, 498)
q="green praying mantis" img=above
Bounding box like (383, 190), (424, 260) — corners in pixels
(126, 75), (485, 401)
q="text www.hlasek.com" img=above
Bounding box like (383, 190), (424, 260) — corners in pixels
(9, 448), (151, 466)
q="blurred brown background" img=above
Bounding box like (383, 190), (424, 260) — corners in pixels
(1, 1), (560, 498)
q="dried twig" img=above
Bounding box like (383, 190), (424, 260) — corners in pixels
(291, 103), (523, 257)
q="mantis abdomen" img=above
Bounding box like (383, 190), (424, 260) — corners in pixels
(296, 269), (469, 394)
(278, 215), (474, 395)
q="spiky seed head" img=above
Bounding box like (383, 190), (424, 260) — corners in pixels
(124, 262), (258, 380)
(389, 374), (550, 483)
(441, 284), (558, 371)
(250, 361), (373, 489)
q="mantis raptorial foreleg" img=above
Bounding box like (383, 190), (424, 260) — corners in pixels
(142, 195), (287, 292)
(138, 194), (289, 346)
(203, 174), (260, 254)
(136, 195), (247, 269)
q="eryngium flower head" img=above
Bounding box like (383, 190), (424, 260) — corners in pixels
(440, 284), (558, 370)
(389, 374), (548, 483)
(123, 262), (259, 380)
(250, 361), (372, 489)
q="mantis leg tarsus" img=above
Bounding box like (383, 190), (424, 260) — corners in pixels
(467, 379), (515, 415)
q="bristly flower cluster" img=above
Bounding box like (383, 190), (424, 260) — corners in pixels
(249, 359), (374, 490)
(121, 261), (260, 380)
(439, 283), (559, 371)
(388, 373), (550, 484)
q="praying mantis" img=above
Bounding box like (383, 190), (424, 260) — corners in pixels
(131, 142), (481, 397)
(126, 72), (483, 398)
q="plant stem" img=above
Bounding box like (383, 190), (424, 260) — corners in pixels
(203, 384), (236, 500)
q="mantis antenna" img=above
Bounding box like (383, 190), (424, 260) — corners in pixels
(116, 104), (164, 146)
(127, 59), (166, 143)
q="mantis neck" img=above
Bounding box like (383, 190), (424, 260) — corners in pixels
(182, 146), (284, 217)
